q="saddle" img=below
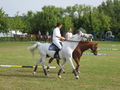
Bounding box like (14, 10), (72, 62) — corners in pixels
(48, 43), (63, 59)
(49, 43), (60, 51)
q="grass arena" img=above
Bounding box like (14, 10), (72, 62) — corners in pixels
(0, 41), (120, 90)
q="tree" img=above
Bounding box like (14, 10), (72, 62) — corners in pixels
(98, 0), (120, 36)
(26, 6), (64, 34)
(8, 16), (27, 32)
(0, 8), (9, 33)
(22, 11), (34, 33)
(62, 16), (74, 35)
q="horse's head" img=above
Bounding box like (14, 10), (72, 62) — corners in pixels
(90, 42), (98, 55)
(69, 32), (93, 42)
(69, 33), (81, 41)
(78, 31), (93, 41)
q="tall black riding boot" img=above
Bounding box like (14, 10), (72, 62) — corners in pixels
(54, 49), (60, 59)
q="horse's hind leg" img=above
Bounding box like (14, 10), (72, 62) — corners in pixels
(40, 56), (48, 76)
(33, 58), (42, 75)
(43, 67), (47, 76)
(47, 58), (54, 71)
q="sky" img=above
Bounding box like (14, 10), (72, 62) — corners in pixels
(0, 0), (107, 16)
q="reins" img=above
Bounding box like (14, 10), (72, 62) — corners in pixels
(64, 40), (80, 42)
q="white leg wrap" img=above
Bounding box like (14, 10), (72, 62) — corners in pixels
(58, 75), (62, 79)
(75, 76), (79, 79)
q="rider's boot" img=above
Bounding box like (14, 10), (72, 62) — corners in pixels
(54, 49), (60, 59)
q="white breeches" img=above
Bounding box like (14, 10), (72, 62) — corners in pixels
(53, 41), (62, 50)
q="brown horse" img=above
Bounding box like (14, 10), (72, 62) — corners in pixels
(47, 41), (98, 73)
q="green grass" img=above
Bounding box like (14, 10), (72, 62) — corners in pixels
(0, 41), (120, 90)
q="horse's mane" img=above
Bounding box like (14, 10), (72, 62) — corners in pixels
(79, 41), (97, 44)
(78, 41), (97, 47)
(79, 41), (89, 43)
(69, 34), (79, 41)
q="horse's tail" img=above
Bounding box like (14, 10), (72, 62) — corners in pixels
(28, 42), (41, 57)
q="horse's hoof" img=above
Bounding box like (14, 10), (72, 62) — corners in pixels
(75, 76), (79, 79)
(58, 75), (62, 79)
(32, 72), (36, 76)
(47, 66), (50, 70)
(45, 75), (48, 77)
(63, 71), (66, 73)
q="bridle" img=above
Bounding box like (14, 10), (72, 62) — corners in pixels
(65, 40), (80, 42)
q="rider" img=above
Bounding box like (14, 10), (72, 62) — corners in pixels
(52, 23), (65, 59)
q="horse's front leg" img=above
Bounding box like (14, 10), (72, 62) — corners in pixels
(67, 57), (79, 79)
(58, 59), (66, 78)
(58, 59), (66, 73)
(74, 58), (80, 74)
(33, 58), (42, 75)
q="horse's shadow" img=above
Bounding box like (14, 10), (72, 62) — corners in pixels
(16, 69), (58, 74)
(0, 70), (56, 79)
(0, 69), (73, 79)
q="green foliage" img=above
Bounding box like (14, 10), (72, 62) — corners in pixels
(8, 15), (27, 32)
(0, 8), (9, 33)
(22, 11), (34, 33)
(62, 16), (74, 34)
(91, 8), (111, 32)
(90, 8), (101, 32)
(0, 37), (36, 41)
(99, 11), (111, 31)
(1, 0), (120, 40)
(116, 33), (120, 40)
(99, 0), (120, 36)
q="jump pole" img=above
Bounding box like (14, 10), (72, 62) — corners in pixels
(83, 53), (107, 56)
(98, 48), (120, 51)
(0, 65), (56, 69)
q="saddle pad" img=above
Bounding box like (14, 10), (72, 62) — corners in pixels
(49, 43), (59, 51)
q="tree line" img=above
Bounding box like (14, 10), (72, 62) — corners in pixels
(0, 0), (120, 40)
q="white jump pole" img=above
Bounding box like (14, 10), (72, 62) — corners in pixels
(0, 65), (56, 69)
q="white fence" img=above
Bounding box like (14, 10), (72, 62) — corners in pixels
(0, 30), (26, 37)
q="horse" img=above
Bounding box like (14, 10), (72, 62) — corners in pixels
(28, 33), (93, 79)
(48, 41), (98, 73)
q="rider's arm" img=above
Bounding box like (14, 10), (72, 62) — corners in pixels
(56, 36), (65, 40)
